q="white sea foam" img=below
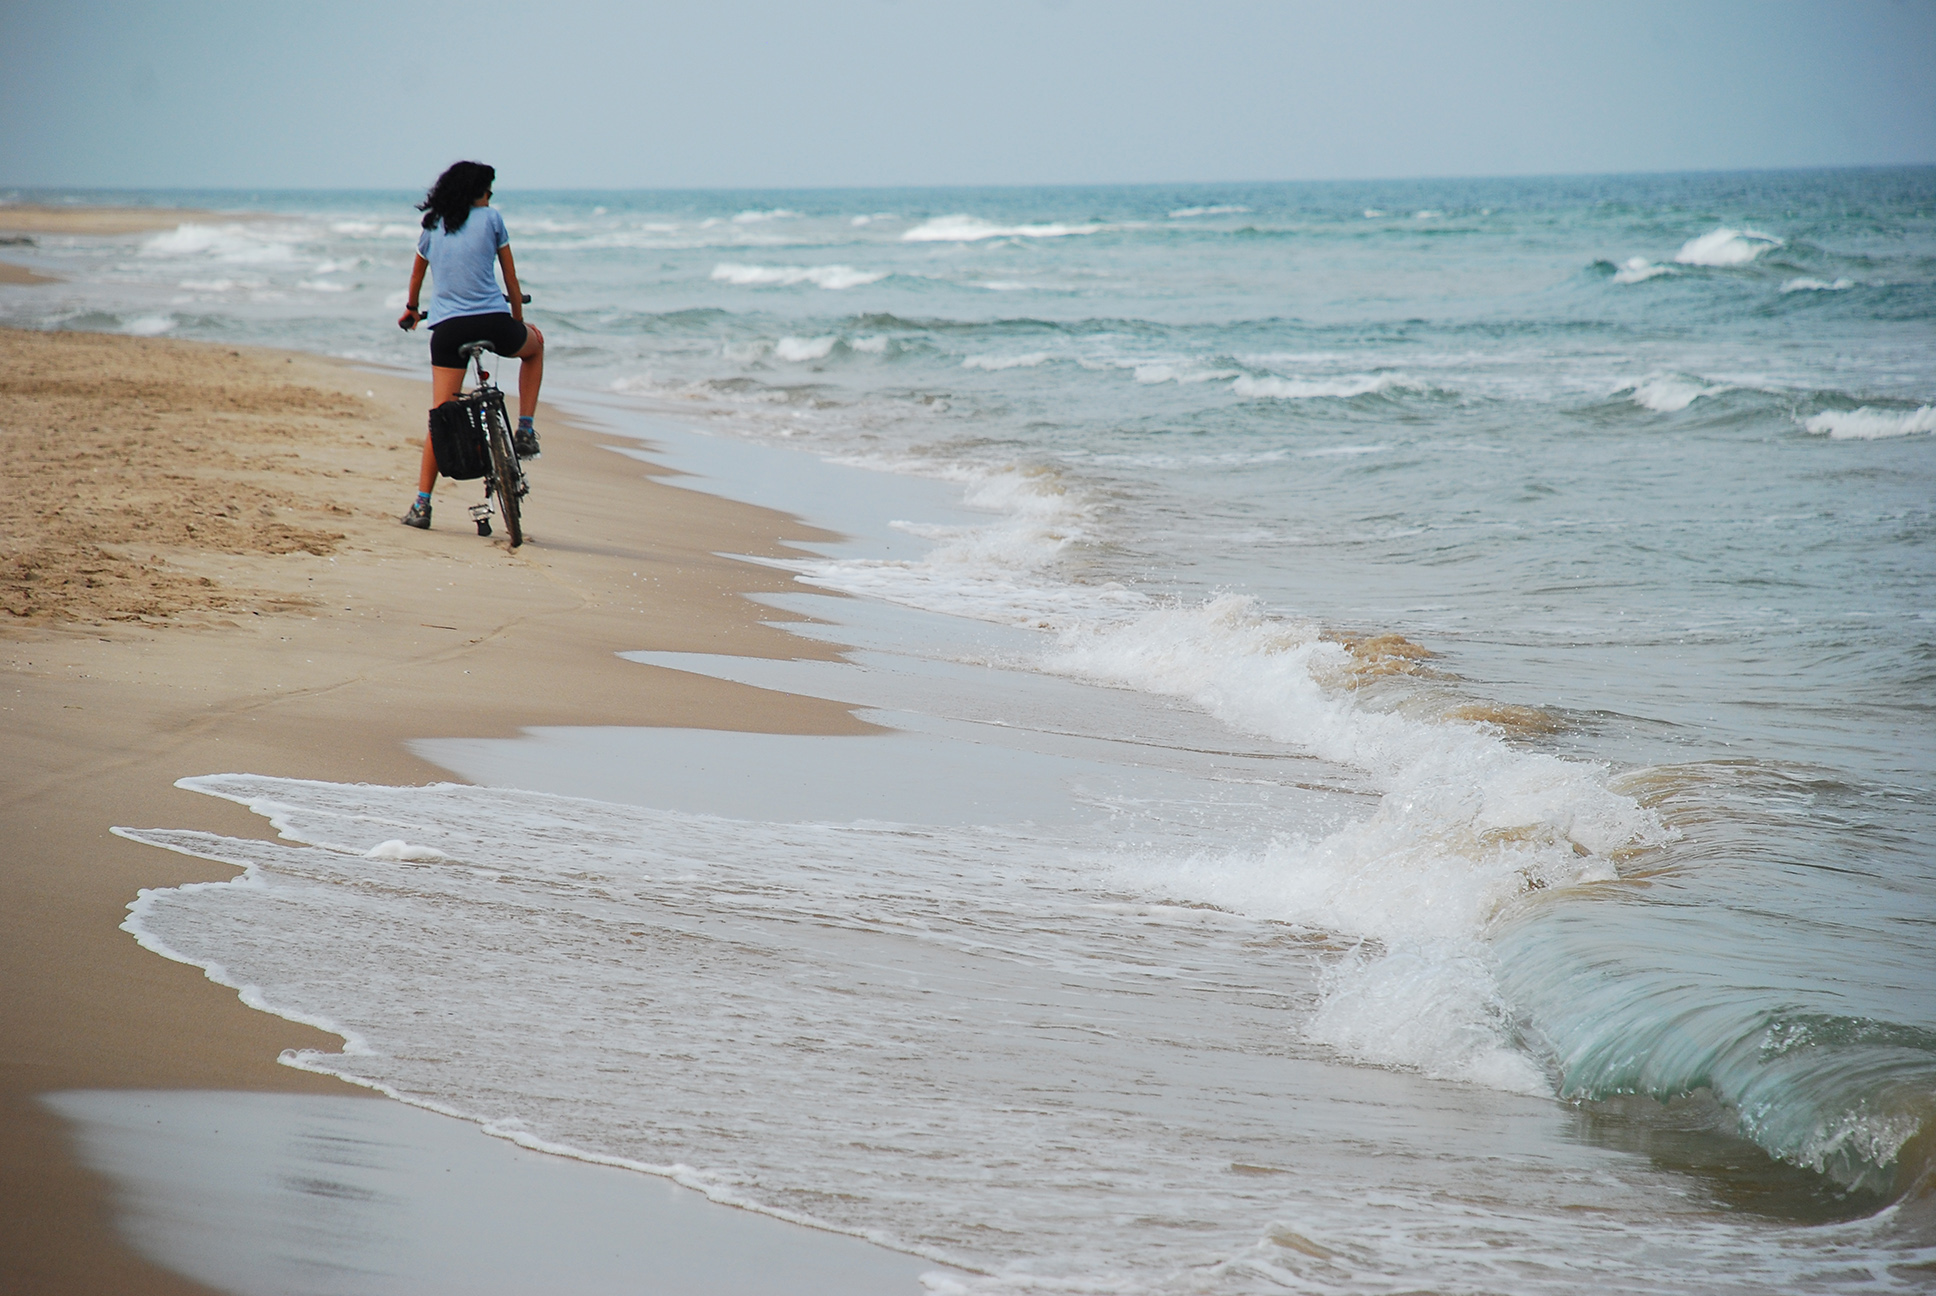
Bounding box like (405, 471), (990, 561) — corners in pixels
(961, 351), (1051, 371)
(1613, 256), (1674, 284)
(142, 223), (299, 265)
(1301, 443), (1389, 457)
(1624, 374), (1729, 413)
(1045, 596), (1658, 1088)
(364, 839), (453, 862)
(1780, 277), (1854, 293)
(177, 277), (261, 293)
(848, 335), (888, 354)
(1674, 227), (1783, 267)
(114, 757), (1827, 1293)
(1413, 210), (1442, 220)
(1231, 373), (1419, 400)
(1802, 405), (1936, 440)
(1133, 362), (1241, 385)
(710, 262), (886, 290)
(1362, 209), (1385, 218)
(329, 220), (419, 239)
(121, 315), (176, 336)
(902, 215), (1104, 243)
(773, 335), (837, 363)
(770, 463), (1655, 1094)
(1168, 205), (1250, 218)
(730, 208), (800, 223)
(787, 459), (1127, 628)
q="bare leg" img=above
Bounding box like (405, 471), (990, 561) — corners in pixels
(416, 435), (438, 493)
(513, 324), (544, 420)
(416, 365), (469, 496)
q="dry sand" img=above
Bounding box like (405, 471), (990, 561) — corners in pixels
(0, 326), (870, 1293)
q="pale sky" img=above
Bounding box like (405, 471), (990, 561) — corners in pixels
(3, 0), (1932, 190)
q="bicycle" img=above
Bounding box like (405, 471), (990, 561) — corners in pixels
(452, 338), (529, 547)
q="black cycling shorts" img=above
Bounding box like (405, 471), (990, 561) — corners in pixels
(429, 312), (529, 369)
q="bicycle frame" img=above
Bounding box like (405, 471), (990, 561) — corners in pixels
(457, 340), (527, 547)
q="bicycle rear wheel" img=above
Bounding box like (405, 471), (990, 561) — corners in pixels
(483, 396), (524, 548)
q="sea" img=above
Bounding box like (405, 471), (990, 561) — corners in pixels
(5, 169), (1933, 1293)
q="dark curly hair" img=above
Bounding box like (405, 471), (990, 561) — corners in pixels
(418, 161), (496, 234)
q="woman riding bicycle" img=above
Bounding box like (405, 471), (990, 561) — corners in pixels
(396, 160), (544, 529)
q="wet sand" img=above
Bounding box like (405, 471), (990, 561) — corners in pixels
(0, 204), (234, 235)
(0, 326), (883, 1292)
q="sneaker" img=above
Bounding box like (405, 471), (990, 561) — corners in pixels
(401, 498), (432, 529)
(513, 426), (541, 459)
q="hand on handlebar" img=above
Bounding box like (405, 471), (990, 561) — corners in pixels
(397, 295), (524, 330)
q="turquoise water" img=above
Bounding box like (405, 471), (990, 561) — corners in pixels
(9, 170), (1934, 1289)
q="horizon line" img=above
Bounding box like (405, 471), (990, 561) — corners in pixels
(3, 161), (1934, 197)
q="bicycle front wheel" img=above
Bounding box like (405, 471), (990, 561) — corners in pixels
(484, 399), (524, 548)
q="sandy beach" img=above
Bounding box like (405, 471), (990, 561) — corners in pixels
(0, 322), (878, 1292)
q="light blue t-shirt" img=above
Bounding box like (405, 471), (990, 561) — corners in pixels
(416, 206), (510, 325)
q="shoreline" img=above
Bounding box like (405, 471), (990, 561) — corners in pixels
(0, 325), (879, 1292)
(0, 204), (244, 235)
(0, 203), (260, 289)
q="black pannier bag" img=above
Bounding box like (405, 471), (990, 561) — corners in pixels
(428, 396), (492, 480)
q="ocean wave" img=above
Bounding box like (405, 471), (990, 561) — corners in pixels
(785, 466), (1658, 1094)
(902, 215), (1106, 243)
(1622, 374), (1730, 413)
(1231, 373), (1422, 400)
(786, 458), (1122, 625)
(1501, 926), (1936, 1196)
(1613, 257), (1674, 284)
(1133, 363), (1241, 385)
(961, 351), (1052, 371)
(1675, 227), (1784, 268)
(1049, 596), (1660, 1091)
(1781, 277), (1856, 293)
(710, 262), (886, 290)
(141, 223), (300, 265)
(328, 219), (419, 239)
(773, 335), (837, 362)
(1803, 405), (1936, 440)
(730, 208), (801, 223)
(121, 314), (177, 336)
(177, 277), (263, 293)
(1168, 205), (1251, 218)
